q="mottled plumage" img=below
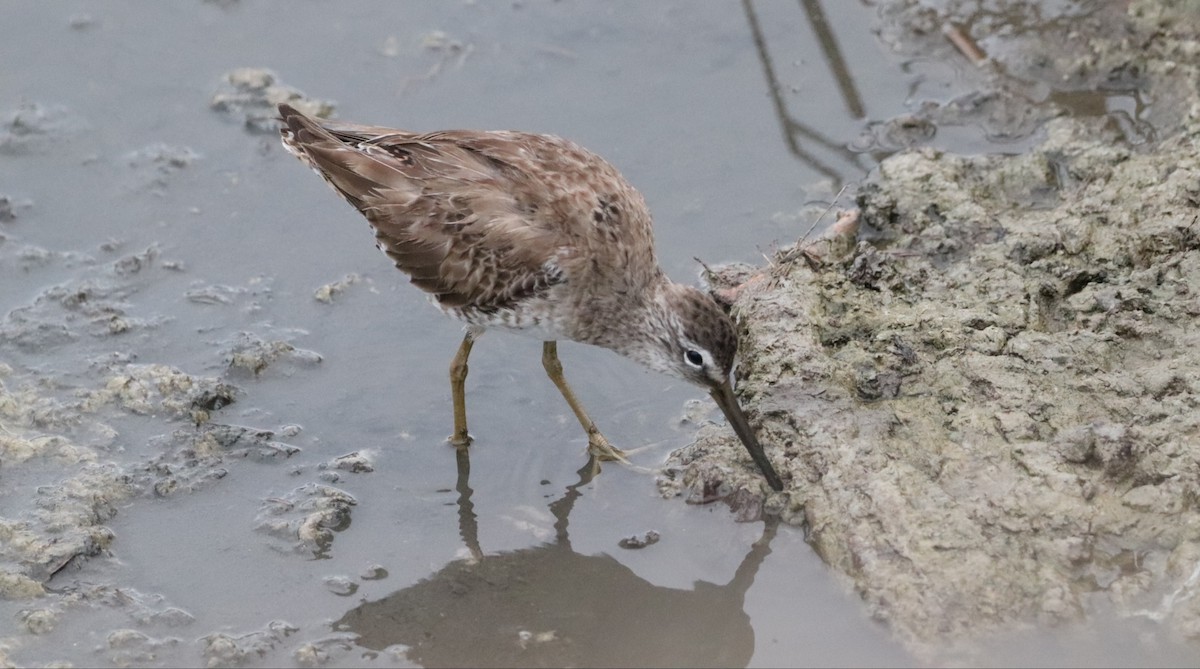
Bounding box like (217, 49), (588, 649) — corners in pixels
(277, 103), (782, 491)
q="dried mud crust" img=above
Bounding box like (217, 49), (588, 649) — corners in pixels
(666, 117), (1200, 648)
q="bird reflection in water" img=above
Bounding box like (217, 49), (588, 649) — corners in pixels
(333, 449), (779, 668)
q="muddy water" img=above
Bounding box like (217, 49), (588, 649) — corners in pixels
(0, 2), (1163, 667)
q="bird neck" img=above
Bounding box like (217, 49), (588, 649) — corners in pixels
(599, 277), (687, 376)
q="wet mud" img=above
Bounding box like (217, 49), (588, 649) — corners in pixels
(0, 235), (327, 664)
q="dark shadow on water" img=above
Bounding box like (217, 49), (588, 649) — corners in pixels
(334, 451), (779, 668)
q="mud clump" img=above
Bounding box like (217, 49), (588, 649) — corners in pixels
(670, 115), (1200, 652)
(664, 3), (1200, 656)
(0, 102), (85, 155)
(210, 67), (335, 134)
(255, 483), (358, 558)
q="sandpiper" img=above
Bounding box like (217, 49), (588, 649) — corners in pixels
(277, 103), (783, 491)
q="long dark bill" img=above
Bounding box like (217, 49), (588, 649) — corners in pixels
(710, 381), (784, 491)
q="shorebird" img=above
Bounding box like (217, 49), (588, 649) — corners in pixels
(277, 103), (783, 491)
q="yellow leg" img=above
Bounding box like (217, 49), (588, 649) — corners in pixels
(448, 329), (480, 447)
(541, 341), (628, 462)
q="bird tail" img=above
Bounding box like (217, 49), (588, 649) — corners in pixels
(277, 103), (336, 166)
(277, 103), (408, 210)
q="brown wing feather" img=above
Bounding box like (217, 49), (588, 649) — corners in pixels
(278, 104), (567, 313)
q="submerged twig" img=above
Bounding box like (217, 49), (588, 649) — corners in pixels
(943, 23), (988, 65)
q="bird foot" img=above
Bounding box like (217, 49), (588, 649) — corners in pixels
(587, 433), (629, 464)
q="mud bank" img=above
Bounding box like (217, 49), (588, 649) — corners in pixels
(664, 0), (1200, 657)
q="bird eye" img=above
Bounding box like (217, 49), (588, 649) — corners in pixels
(684, 349), (704, 368)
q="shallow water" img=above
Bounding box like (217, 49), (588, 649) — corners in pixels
(0, 1), (1170, 667)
